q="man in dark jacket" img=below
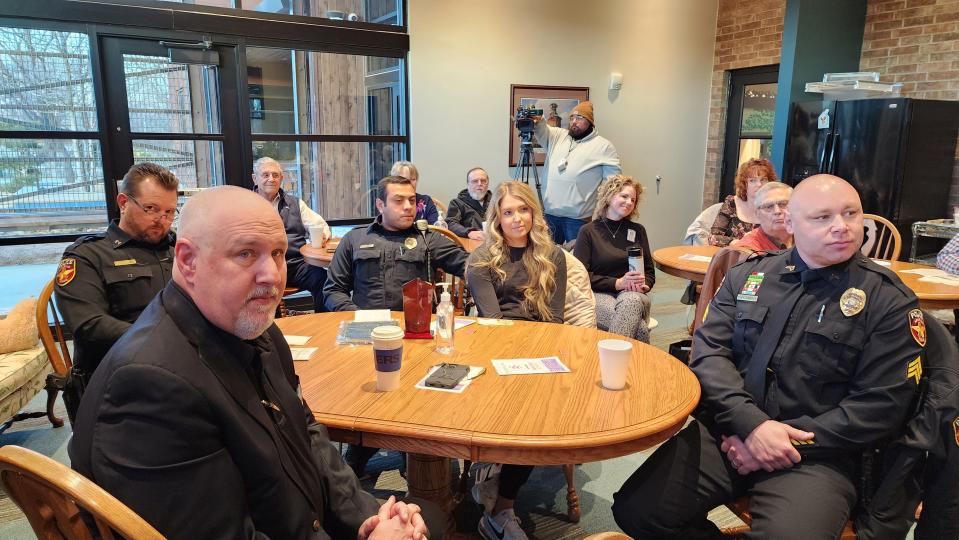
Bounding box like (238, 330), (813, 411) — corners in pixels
(70, 186), (429, 540)
(55, 162), (178, 423)
(447, 167), (491, 240)
(253, 157), (331, 312)
(613, 175), (923, 539)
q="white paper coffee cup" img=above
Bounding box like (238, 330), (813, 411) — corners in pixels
(309, 225), (325, 248)
(598, 339), (633, 390)
(371, 325), (403, 391)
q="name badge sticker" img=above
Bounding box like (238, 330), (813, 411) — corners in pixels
(626, 229), (636, 242)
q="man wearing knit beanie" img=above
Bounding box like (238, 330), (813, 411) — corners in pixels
(532, 99), (622, 244)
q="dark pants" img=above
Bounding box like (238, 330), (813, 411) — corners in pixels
(287, 258), (328, 313)
(545, 214), (587, 245)
(612, 421), (857, 540)
(498, 465), (533, 500)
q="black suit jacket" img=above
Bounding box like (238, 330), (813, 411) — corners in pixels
(69, 282), (378, 539)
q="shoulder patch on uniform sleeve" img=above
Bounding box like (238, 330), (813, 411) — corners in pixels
(953, 416), (959, 448)
(908, 309), (926, 347)
(56, 258), (77, 286)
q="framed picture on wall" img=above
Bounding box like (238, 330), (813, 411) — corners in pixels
(509, 84), (589, 167)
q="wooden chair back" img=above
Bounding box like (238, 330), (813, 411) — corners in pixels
(862, 213), (902, 261)
(0, 445), (165, 540)
(431, 197), (448, 215)
(429, 225), (469, 313)
(37, 279), (72, 377)
(692, 247), (751, 335)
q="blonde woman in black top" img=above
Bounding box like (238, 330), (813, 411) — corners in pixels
(466, 181), (566, 540)
(573, 175), (655, 342)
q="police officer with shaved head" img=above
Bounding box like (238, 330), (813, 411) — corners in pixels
(612, 175), (925, 539)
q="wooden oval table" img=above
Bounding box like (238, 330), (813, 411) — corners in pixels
(652, 245), (719, 282)
(300, 240), (340, 268)
(276, 311), (700, 514)
(653, 245), (959, 310)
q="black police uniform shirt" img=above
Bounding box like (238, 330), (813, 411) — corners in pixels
(322, 217), (468, 312)
(54, 220), (174, 374)
(691, 248), (923, 457)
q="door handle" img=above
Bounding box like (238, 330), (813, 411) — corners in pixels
(828, 132), (840, 174)
(819, 132), (833, 174)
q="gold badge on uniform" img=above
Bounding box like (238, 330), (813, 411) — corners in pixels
(908, 309), (926, 347)
(839, 288), (866, 317)
(56, 258), (77, 287)
(113, 258), (137, 266)
(404, 237), (417, 250)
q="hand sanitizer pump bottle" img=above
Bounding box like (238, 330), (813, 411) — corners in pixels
(435, 282), (454, 354)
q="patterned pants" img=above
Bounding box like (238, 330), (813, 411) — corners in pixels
(594, 290), (651, 343)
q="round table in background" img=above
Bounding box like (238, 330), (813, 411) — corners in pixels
(652, 245), (719, 282)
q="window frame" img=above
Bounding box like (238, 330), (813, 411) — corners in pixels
(0, 0), (410, 245)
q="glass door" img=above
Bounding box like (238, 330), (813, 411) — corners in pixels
(721, 65), (779, 197)
(100, 37), (242, 219)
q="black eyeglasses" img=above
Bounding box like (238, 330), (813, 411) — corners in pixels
(126, 194), (178, 221)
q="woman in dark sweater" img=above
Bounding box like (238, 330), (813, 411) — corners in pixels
(466, 181), (566, 540)
(574, 175), (655, 342)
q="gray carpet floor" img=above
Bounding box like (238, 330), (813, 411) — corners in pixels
(0, 272), (749, 539)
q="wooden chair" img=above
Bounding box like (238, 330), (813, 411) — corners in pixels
(0, 445), (165, 540)
(431, 197), (448, 216)
(862, 213), (901, 261)
(34, 279), (68, 428)
(584, 533), (632, 540)
(428, 225), (469, 314)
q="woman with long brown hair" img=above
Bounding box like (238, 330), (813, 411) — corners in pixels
(466, 181), (567, 540)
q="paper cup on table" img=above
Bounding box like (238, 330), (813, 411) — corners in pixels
(309, 225), (325, 248)
(371, 326), (403, 391)
(598, 339), (633, 390)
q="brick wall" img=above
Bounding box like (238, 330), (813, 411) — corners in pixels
(702, 0), (785, 208)
(703, 0), (959, 209)
(859, 0), (959, 208)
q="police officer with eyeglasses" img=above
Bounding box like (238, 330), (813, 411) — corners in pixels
(54, 162), (179, 423)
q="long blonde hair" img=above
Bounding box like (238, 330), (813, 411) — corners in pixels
(469, 181), (558, 321)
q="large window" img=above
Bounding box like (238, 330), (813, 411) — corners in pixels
(247, 46), (406, 219)
(104, 0), (404, 26)
(0, 27), (106, 238)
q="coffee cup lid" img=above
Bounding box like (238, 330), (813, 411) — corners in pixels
(371, 325), (403, 340)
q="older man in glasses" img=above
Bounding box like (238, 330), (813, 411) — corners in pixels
(55, 162), (179, 423)
(731, 182), (794, 253)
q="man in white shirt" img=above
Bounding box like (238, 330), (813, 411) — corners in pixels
(252, 157), (332, 312)
(533, 100), (622, 244)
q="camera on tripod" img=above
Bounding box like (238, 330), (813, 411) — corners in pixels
(514, 105), (543, 138)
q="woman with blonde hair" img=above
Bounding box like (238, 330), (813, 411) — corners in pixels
(466, 181), (566, 540)
(574, 174), (655, 342)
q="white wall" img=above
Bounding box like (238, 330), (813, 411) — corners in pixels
(408, 0), (718, 248)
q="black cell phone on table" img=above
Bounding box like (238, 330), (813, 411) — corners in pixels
(425, 363), (470, 389)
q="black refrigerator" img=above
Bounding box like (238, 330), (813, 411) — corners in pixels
(782, 97), (959, 259)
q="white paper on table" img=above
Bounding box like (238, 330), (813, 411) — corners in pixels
(870, 259), (891, 267)
(900, 268), (951, 277)
(919, 276), (959, 286)
(429, 318), (476, 332)
(354, 309), (391, 322)
(290, 347), (317, 361)
(679, 254), (712, 263)
(476, 318), (513, 326)
(414, 365), (485, 393)
(491, 356), (570, 375)
(284, 335), (311, 346)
